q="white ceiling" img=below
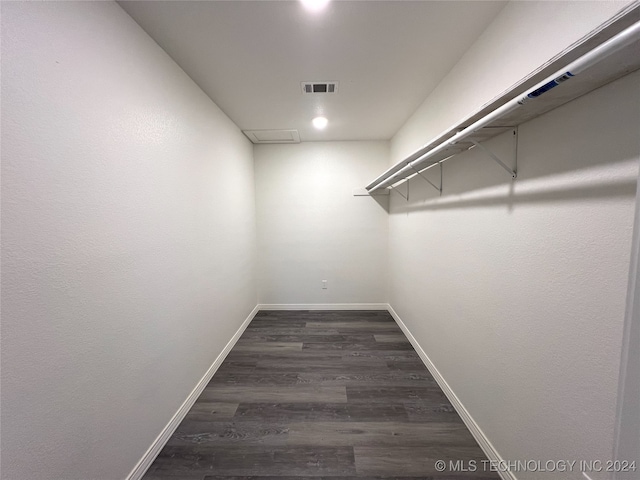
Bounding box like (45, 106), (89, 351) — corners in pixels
(119, 0), (506, 142)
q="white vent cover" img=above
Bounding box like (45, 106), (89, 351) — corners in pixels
(243, 129), (301, 144)
(301, 81), (339, 94)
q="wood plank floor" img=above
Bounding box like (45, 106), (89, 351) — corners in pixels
(143, 310), (499, 479)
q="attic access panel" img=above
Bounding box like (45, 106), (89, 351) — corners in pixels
(243, 129), (301, 144)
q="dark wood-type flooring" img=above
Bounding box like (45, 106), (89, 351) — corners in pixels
(143, 310), (499, 479)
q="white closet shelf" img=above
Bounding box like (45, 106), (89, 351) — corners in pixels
(366, 4), (640, 194)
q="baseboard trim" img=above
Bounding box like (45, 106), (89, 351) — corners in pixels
(257, 303), (389, 311)
(125, 304), (260, 480)
(387, 304), (516, 480)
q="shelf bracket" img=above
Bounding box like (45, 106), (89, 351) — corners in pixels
(469, 128), (518, 179)
(389, 182), (408, 201)
(410, 162), (442, 196)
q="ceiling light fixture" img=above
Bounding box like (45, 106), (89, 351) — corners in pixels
(300, 0), (330, 12)
(312, 116), (328, 130)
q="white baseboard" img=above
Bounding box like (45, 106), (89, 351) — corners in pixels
(387, 304), (516, 480)
(257, 303), (389, 311)
(125, 304), (260, 480)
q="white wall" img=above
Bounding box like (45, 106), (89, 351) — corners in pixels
(388, 2), (639, 479)
(254, 142), (389, 305)
(614, 158), (640, 480)
(0, 2), (257, 480)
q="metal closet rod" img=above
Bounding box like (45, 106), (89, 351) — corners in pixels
(367, 20), (640, 193)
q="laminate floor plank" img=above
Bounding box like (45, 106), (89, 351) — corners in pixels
(403, 403), (465, 423)
(209, 371), (434, 388)
(232, 342), (303, 352)
(167, 421), (290, 446)
(238, 334), (377, 344)
(293, 371), (436, 387)
(142, 310), (498, 479)
(199, 386), (348, 403)
(254, 358), (390, 374)
(306, 322), (402, 330)
(150, 445), (356, 476)
(241, 328), (342, 336)
(208, 368), (437, 387)
(208, 373), (303, 387)
(245, 322), (307, 329)
(143, 472), (205, 480)
(286, 421), (479, 446)
(341, 350), (421, 359)
(354, 446), (493, 477)
(184, 402), (240, 421)
(214, 361), (257, 375)
(374, 334), (411, 343)
(226, 350), (420, 363)
(386, 360), (439, 372)
(346, 386), (450, 404)
(226, 351), (343, 361)
(303, 342), (415, 351)
(234, 403), (410, 422)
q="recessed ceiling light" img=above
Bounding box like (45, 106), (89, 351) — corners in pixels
(300, 0), (330, 12)
(312, 116), (328, 130)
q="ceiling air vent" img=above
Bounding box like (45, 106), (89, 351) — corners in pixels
(301, 81), (339, 94)
(243, 129), (301, 144)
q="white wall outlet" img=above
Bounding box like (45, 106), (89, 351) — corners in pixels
(322, 280), (328, 290)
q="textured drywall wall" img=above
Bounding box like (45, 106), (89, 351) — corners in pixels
(388, 1), (640, 476)
(614, 157), (640, 479)
(0, 2), (257, 479)
(254, 142), (389, 305)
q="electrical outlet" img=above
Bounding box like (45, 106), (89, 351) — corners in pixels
(322, 280), (328, 290)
